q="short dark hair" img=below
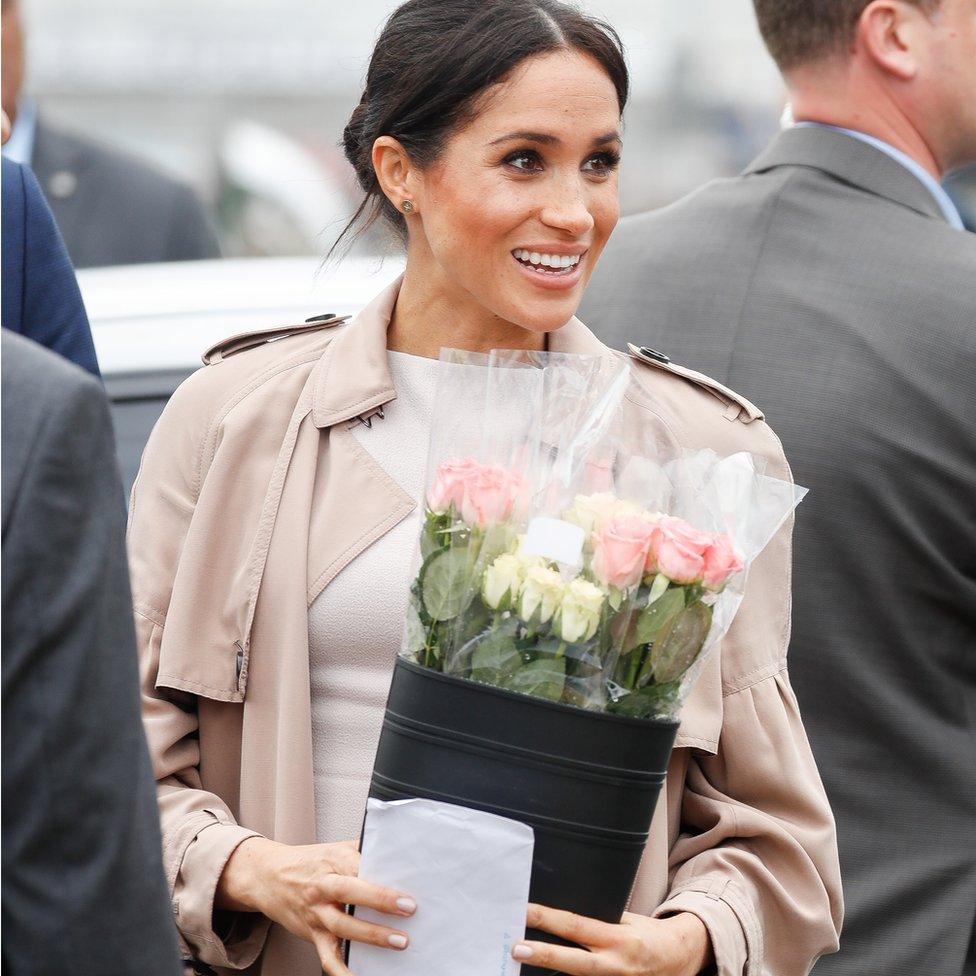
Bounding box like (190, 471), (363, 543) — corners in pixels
(333, 0), (628, 257)
(753, 0), (941, 72)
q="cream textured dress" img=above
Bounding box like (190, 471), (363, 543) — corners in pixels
(307, 350), (442, 844)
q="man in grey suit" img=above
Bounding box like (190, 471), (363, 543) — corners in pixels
(580, 1), (976, 973)
(1, 0), (220, 268)
(1, 332), (182, 976)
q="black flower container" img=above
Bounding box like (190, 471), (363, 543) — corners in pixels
(366, 657), (679, 976)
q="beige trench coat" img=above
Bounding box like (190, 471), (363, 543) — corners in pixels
(128, 278), (842, 976)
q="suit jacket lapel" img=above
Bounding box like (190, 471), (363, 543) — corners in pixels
(744, 126), (947, 223)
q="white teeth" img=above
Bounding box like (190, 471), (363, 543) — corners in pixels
(512, 249), (583, 271)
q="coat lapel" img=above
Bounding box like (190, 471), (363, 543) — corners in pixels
(306, 278), (416, 605)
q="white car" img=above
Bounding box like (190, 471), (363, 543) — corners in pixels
(80, 256), (404, 496)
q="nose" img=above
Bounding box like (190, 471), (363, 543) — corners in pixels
(539, 180), (595, 238)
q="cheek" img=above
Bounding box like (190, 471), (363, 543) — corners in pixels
(425, 174), (535, 263)
(588, 185), (621, 252)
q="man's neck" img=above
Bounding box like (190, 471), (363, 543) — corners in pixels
(788, 65), (942, 178)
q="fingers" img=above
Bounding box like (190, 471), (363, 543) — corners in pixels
(321, 904), (410, 951)
(316, 936), (354, 976)
(526, 903), (618, 948)
(512, 939), (607, 976)
(326, 875), (417, 918)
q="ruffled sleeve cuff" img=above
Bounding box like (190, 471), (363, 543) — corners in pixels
(174, 821), (272, 970)
(653, 880), (761, 976)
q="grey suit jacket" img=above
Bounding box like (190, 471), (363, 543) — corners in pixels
(580, 126), (976, 976)
(1, 332), (181, 976)
(31, 119), (221, 269)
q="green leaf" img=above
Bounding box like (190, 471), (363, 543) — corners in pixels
(458, 600), (492, 645)
(404, 596), (427, 656)
(470, 628), (523, 686)
(420, 546), (475, 622)
(420, 522), (442, 560)
(608, 680), (682, 719)
(505, 657), (566, 702)
(651, 602), (713, 683)
(634, 588), (685, 647)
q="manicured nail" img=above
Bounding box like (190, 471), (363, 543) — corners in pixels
(388, 933), (408, 949)
(513, 944), (534, 960)
(396, 897), (417, 914)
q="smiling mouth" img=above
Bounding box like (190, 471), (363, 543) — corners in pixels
(511, 248), (585, 276)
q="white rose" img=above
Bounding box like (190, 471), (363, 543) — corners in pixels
(513, 534), (548, 573)
(519, 565), (564, 625)
(556, 578), (605, 643)
(482, 553), (523, 611)
(564, 493), (644, 534)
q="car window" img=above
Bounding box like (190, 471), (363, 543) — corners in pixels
(104, 370), (197, 500)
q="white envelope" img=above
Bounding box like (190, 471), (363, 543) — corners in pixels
(348, 798), (535, 976)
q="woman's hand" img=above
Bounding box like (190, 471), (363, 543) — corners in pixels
(216, 836), (417, 976)
(511, 905), (713, 976)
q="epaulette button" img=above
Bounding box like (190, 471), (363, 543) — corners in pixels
(639, 346), (671, 365)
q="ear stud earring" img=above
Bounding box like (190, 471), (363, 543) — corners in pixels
(401, 200), (415, 213)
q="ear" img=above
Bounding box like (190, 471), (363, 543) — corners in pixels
(372, 135), (420, 215)
(856, 0), (932, 80)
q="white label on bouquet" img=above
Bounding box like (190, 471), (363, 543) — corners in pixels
(522, 516), (585, 568)
(348, 798), (534, 976)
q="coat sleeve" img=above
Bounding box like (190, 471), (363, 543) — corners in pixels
(127, 370), (271, 970)
(647, 436), (844, 975)
(652, 667), (844, 975)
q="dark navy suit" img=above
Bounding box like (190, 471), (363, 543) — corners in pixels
(1, 156), (99, 376)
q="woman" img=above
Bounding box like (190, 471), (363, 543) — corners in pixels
(129, 2), (842, 974)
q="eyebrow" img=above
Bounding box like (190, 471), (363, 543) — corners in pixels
(488, 130), (621, 147)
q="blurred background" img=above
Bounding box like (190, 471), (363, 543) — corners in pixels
(4, 0), (818, 260)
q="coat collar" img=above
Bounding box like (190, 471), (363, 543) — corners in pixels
(743, 125), (947, 223)
(310, 275), (615, 428)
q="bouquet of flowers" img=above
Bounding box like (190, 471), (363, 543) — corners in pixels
(399, 348), (801, 720)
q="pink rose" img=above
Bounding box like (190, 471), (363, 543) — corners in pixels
(591, 516), (657, 590)
(647, 517), (712, 584)
(427, 457), (481, 514)
(702, 533), (743, 591)
(458, 465), (526, 528)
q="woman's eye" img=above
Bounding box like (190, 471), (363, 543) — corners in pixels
(582, 151), (621, 176)
(504, 150), (544, 172)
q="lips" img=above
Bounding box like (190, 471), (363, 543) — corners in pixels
(510, 247), (587, 290)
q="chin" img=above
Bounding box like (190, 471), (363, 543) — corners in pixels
(510, 301), (581, 336)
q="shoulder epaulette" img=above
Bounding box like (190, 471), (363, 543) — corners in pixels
(202, 313), (350, 365)
(627, 343), (764, 424)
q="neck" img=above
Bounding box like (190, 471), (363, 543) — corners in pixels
(386, 255), (546, 361)
(789, 62), (942, 178)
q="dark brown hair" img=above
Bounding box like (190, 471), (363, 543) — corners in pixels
(333, 0), (628, 256)
(753, 0), (941, 72)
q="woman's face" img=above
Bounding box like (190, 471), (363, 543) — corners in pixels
(410, 49), (622, 334)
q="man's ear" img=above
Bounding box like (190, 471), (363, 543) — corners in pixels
(372, 135), (420, 215)
(857, 0), (931, 80)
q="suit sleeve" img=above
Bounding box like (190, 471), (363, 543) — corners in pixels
(20, 164), (101, 376)
(0, 370), (180, 975)
(127, 372), (270, 970)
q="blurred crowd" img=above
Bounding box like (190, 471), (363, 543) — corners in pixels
(1, 0), (974, 975)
